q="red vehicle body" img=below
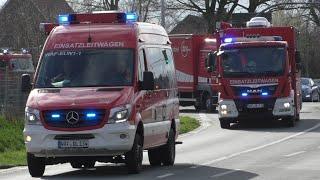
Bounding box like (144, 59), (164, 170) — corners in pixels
(22, 12), (179, 177)
(170, 34), (219, 111)
(0, 50), (34, 75)
(213, 18), (302, 128)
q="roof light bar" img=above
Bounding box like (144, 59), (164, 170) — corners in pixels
(126, 12), (138, 22)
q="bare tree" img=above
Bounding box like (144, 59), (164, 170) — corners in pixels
(67, 0), (120, 12)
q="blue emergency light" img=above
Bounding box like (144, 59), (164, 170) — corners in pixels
(51, 114), (61, 119)
(86, 113), (97, 118)
(58, 14), (75, 25)
(126, 13), (138, 22)
(262, 92), (269, 96)
(224, 38), (233, 43)
(241, 93), (248, 97)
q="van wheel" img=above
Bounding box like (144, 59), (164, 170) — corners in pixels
(161, 129), (176, 166)
(126, 134), (143, 174)
(148, 148), (162, 166)
(220, 120), (231, 129)
(27, 153), (45, 177)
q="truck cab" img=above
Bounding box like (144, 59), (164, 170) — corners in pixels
(22, 12), (179, 177)
(212, 17), (302, 129)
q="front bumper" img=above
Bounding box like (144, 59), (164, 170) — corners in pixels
(218, 96), (295, 121)
(24, 122), (136, 158)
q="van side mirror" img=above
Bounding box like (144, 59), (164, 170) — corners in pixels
(295, 51), (301, 64)
(205, 52), (216, 72)
(21, 74), (32, 92)
(141, 71), (154, 90)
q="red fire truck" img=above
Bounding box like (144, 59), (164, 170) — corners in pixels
(207, 17), (302, 128)
(170, 35), (219, 112)
(0, 49), (34, 74)
(21, 12), (179, 177)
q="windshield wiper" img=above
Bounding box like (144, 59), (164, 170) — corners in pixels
(258, 71), (281, 75)
(224, 71), (253, 76)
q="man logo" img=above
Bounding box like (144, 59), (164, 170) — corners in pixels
(66, 111), (80, 125)
(247, 89), (263, 94)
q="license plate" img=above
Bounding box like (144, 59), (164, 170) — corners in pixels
(247, 104), (264, 109)
(58, 140), (89, 149)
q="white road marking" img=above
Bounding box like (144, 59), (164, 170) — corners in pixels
(0, 167), (27, 174)
(193, 122), (320, 168)
(211, 169), (241, 178)
(284, 151), (306, 157)
(157, 173), (175, 179)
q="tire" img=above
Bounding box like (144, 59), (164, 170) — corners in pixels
(126, 134), (143, 174)
(148, 148), (162, 166)
(83, 161), (95, 168)
(162, 129), (176, 166)
(70, 162), (82, 169)
(220, 120), (231, 129)
(27, 153), (45, 177)
(284, 116), (295, 127)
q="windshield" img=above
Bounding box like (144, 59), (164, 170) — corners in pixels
(10, 58), (34, 72)
(221, 47), (286, 77)
(35, 49), (134, 88)
(301, 78), (311, 86)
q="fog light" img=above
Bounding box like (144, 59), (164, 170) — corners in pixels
(25, 136), (32, 142)
(283, 102), (291, 108)
(120, 134), (127, 139)
(221, 110), (228, 115)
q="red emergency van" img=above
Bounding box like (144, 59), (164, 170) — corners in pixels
(21, 12), (179, 177)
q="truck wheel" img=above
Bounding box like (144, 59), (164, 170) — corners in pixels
(220, 120), (231, 129)
(284, 117), (295, 127)
(148, 148), (162, 166)
(126, 134), (143, 174)
(27, 153), (45, 177)
(161, 128), (176, 166)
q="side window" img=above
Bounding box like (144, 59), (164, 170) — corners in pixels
(146, 47), (165, 89)
(164, 48), (177, 88)
(138, 49), (146, 82)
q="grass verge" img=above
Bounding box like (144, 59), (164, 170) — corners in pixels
(0, 117), (26, 167)
(180, 116), (200, 134)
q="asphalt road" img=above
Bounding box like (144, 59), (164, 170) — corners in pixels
(1, 103), (320, 179)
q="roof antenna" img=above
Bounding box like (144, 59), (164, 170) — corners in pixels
(87, 22), (92, 43)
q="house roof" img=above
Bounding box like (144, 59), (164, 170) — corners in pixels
(170, 15), (208, 34)
(30, 0), (74, 21)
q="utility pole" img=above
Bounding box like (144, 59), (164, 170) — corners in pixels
(161, 0), (166, 28)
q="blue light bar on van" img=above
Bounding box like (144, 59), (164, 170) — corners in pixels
(224, 38), (233, 43)
(241, 93), (248, 97)
(262, 92), (269, 96)
(58, 14), (76, 25)
(126, 13), (138, 22)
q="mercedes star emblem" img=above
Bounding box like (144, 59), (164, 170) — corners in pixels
(66, 111), (80, 125)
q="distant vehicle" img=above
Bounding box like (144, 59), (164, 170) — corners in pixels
(170, 35), (219, 112)
(21, 12), (179, 177)
(301, 78), (320, 102)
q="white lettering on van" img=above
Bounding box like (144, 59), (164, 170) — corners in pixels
(53, 42), (125, 49)
(229, 78), (279, 85)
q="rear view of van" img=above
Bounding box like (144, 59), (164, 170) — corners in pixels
(21, 12), (179, 177)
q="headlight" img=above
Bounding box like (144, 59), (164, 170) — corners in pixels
(25, 107), (41, 125)
(283, 102), (291, 109)
(108, 104), (132, 124)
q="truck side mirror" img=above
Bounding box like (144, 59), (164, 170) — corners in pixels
(206, 52), (216, 72)
(0, 60), (7, 68)
(21, 74), (32, 92)
(295, 51), (301, 64)
(141, 71), (155, 91)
